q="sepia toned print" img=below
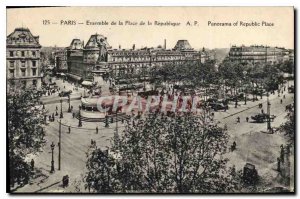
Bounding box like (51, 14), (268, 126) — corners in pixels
(7, 7), (294, 193)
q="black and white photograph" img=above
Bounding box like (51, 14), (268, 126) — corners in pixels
(6, 6), (295, 194)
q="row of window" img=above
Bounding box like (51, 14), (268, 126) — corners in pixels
(17, 80), (38, 88)
(9, 68), (37, 78)
(110, 56), (186, 62)
(9, 50), (38, 57)
(9, 60), (37, 68)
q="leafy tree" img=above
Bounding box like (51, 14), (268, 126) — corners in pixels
(7, 86), (46, 188)
(280, 109), (295, 144)
(84, 113), (239, 193)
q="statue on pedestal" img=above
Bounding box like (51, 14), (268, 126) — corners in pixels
(97, 38), (107, 62)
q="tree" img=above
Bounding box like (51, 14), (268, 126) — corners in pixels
(84, 113), (239, 193)
(280, 110), (295, 144)
(7, 86), (46, 188)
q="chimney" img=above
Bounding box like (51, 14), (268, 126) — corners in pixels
(34, 36), (39, 43)
(164, 39), (166, 49)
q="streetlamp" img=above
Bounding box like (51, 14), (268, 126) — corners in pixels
(60, 99), (63, 118)
(50, 142), (55, 173)
(267, 93), (271, 131)
(235, 86), (238, 108)
(243, 71), (248, 105)
(78, 105), (82, 127)
(67, 95), (71, 113)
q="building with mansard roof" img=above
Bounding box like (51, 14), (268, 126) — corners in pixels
(65, 34), (212, 86)
(228, 45), (293, 65)
(6, 27), (42, 89)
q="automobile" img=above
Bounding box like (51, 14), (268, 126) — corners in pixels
(209, 102), (228, 111)
(288, 85), (294, 93)
(251, 113), (276, 123)
(138, 90), (159, 97)
(58, 90), (72, 97)
(243, 163), (258, 184)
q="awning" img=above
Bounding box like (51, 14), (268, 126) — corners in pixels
(82, 81), (93, 86)
(67, 73), (82, 81)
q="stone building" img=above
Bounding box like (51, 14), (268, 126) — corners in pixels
(228, 45), (293, 65)
(6, 27), (42, 89)
(53, 49), (68, 72)
(66, 33), (211, 86)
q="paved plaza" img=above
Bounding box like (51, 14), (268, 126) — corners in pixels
(13, 78), (294, 193)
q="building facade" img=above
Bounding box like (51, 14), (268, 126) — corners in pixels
(228, 45), (293, 65)
(6, 27), (42, 89)
(53, 49), (68, 72)
(66, 34), (211, 85)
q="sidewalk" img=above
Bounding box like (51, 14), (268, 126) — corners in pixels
(214, 84), (291, 121)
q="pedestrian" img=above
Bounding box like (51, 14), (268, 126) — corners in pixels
(30, 159), (34, 171)
(277, 157), (281, 172)
(280, 145), (284, 163)
(96, 126), (98, 134)
(56, 106), (58, 111)
(72, 112), (75, 118)
(71, 105), (73, 111)
(62, 175), (69, 188)
(280, 99), (283, 104)
(246, 117), (249, 122)
(232, 141), (237, 151)
(52, 113), (55, 121)
(283, 95), (285, 99)
(237, 117), (240, 123)
(261, 109), (264, 114)
(49, 115), (52, 121)
(68, 126), (71, 134)
(64, 86), (66, 89)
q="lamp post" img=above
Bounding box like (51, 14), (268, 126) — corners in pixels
(267, 93), (271, 131)
(78, 105), (82, 127)
(60, 99), (63, 118)
(235, 86), (238, 108)
(243, 71), (248, 105)
(58, 119), (61, 170)
(50, 142), (55, 173)
(67, 95), (71, 113)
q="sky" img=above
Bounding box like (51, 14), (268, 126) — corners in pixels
(6, 7), (294, 50)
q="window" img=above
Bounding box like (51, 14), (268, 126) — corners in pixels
(32, 61), (36, 67)
(9, 69), (14, 78)
(21, 68), (26, 77)
(32, 80), (37, 86)
(9, 51), (14, 57)
(9, 61), (14, 68)
(21, 61), (26, 67)
(32, 68), (37, 76)
(32, 51), (36, 57)
(21, 81), (26, 88)
(21, 51), (25, 57)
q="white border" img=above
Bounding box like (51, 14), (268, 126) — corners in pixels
(1, 0), (298, 198)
